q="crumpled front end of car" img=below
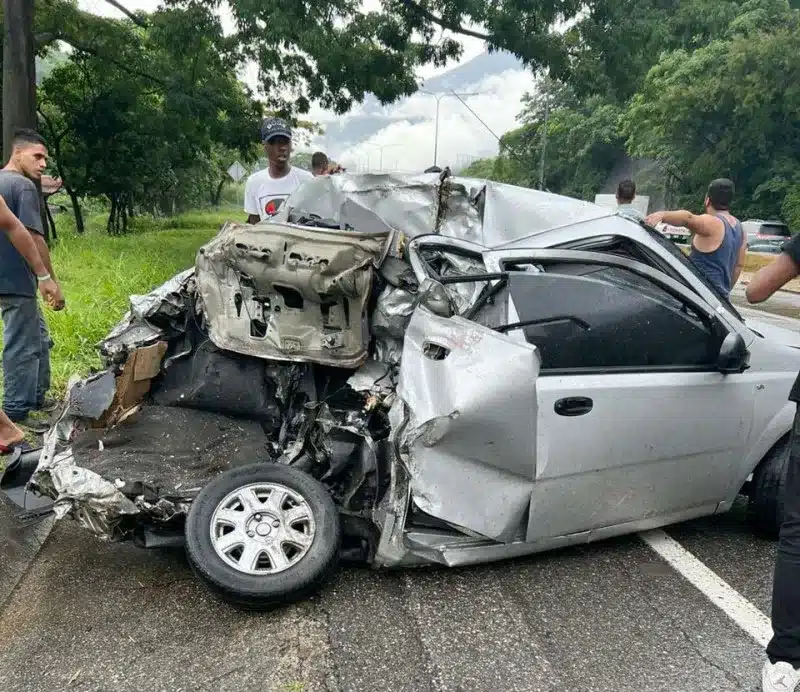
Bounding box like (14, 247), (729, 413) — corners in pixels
(27, 172), (568, 568)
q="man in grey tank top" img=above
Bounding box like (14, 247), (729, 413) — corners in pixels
(645, 178), (746, 296)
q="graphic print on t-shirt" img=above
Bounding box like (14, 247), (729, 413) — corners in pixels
(259, 194), (288, 217)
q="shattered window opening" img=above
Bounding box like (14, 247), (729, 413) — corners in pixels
(505, 268), (719, 372)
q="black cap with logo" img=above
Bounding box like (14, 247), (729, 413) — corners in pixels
(260, 117), (292, 143)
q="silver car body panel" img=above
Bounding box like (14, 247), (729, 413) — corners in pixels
(196, 221), (390, 368)
(394, 306), (539, 543)
(277, 172), (609, 246)
(373, 209), (800, 566)
(376, 503), (720, 569)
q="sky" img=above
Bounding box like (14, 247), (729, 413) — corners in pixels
(77, 1), (535, 172)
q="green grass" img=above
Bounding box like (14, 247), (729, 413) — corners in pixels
(12, 209), (242, 396)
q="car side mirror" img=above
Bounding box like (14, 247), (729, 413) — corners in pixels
(717, 332), (749, 374)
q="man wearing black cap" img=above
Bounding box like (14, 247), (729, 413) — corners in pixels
(244, 117), (313, 224)
(645, 178), (746, 296)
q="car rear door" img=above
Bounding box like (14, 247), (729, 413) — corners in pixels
(483, 249), (758, 542)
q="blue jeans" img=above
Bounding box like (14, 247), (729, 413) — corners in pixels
(0, 296), (51, 421)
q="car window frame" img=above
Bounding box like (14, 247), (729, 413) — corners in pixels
(486, 248), (731, 376)
(405, 237), (744, 376)
(552, 229), (746, 323)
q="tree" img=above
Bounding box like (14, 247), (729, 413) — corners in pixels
(559, 0), (746, 104)
(2, 0), (36, 158)
(623, 0), (800, 222)
(465, 0), (800, 225)
(37, 4), (263, 231)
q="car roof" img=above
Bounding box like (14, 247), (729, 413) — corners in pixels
(277, 172), (618, 249)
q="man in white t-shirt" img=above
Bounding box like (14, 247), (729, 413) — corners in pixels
(244, 117), (313, 223)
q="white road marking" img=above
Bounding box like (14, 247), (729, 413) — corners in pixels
(639, 528), (773, 647)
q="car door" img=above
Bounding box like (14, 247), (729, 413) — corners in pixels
(482, 249), (758, 542)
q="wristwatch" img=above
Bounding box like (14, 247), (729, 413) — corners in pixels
(37, 273), (51, 282)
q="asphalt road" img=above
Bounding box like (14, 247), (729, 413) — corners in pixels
(0, 504), (771, 692)
(3, 291), (799, 692)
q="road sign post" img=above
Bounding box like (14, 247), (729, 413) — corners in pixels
(227, 161), (247, 209)
(227, 161), (247, 182)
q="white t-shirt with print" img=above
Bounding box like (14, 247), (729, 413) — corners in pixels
(243, 166), (314, 221)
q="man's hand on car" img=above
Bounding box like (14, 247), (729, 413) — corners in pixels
(39, 277), (65, 310)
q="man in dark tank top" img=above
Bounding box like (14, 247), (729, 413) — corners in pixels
(646, 178), (746, 296)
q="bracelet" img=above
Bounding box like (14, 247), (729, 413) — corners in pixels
(36, 273), (51, 282)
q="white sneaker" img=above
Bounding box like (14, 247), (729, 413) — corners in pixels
(763, 661), (800, 691)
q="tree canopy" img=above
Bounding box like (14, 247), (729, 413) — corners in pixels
(464, 0), (800, 230)
(1, 0), (796, 231)
(32, 4), (263, 232)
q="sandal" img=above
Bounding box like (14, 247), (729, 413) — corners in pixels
(0, 439), (28, 455)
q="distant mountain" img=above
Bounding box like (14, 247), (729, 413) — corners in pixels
(421, 49), (524, 92)
(315, 50), (527, 156)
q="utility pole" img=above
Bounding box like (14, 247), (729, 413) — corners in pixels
(3, 0), (37, 162)
(433, 95), (441, 167)
(364, 143), (400, 172)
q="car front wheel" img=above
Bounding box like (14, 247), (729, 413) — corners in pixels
(747, 436), (790, 539)
(185, 463), (341, 609)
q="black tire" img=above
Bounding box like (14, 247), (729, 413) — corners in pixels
(748, 436), (791, 538)
(185, 463), (341, 609)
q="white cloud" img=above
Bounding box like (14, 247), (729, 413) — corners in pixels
(329, 68), (535, 173)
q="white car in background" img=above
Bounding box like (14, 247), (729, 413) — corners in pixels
(743, 219), (791, 251)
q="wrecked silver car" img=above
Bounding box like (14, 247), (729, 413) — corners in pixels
(6, 172), (800, 608)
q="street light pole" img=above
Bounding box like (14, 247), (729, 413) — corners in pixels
(363, 143), (401, 172)
(433, 95), (441, 167)
(539, 96), (549, 190)
(420, 90), (480, 168)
